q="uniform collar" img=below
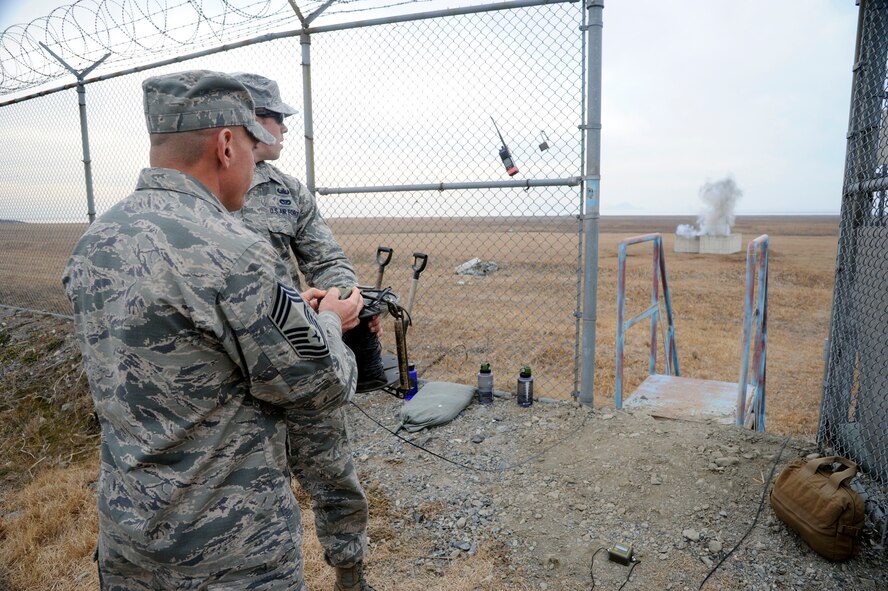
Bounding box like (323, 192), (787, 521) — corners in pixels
(136, 168), (228, 213)
(251, 160), (288, 190)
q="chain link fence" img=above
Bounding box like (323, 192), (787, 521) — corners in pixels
(819, 0), (888, 542)
(0, 0), (585, 397)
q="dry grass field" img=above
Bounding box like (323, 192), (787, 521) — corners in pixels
(329, 215), (839, 437)
(0, 456), (512, 591)
(0, 215), (839, 436)
(0, 214), (859, 590)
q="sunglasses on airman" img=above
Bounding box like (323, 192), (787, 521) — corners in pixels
(255, 110), (285, 124)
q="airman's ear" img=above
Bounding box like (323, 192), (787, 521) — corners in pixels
(216, 128), (235, 169)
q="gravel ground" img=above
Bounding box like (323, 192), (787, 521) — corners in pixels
(345, 387), (888, 590)
(1, 306), (884, 590)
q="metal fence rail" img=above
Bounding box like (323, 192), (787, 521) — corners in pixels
(0, 0), (587, 399)
(819, 0), (888, 543)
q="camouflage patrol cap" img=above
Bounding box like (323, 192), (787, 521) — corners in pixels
(143, 70), (276, 144)
(231, 72), (298, 116)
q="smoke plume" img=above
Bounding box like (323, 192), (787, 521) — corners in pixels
(676, 177), (742, 238)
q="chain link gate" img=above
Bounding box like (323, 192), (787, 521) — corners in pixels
(819, 0), (888, 544)
(0, 0), (586, 398)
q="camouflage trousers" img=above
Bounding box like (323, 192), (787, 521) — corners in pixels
(97, 537), (307, 591)
(287, 405), (369, 567)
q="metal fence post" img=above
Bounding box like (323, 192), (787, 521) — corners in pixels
(818, 0), (866, 447)
(75, 80), (97, 223)
(38, 44), (109, 224)
(301, 32), (316, 193)
(579, 0), (603, 406)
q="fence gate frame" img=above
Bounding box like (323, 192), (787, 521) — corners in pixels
(0, 0), (602, 402)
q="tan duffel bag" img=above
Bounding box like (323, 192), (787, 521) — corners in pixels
(770, 456), (864, 561)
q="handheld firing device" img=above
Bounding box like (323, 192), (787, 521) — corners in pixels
(491, 116), (519, 176)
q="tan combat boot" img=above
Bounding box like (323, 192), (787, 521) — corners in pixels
(333, 562), (375, 591)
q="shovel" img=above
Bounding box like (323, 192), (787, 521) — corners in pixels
(374, 246), (393, 289)
(395, 252), (428, 394)
(404, 252), (428, 315)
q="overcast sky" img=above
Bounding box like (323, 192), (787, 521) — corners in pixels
(602, 2), (858, 215)
(0, 0), (860, 215)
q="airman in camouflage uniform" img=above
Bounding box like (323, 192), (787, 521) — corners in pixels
(231, 72), (376, 591)
(232, 74), (357, 291)
(62, 70), (363, 590)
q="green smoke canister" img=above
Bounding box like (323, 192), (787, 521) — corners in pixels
(517, 365), (533, 407)
(477, 363), (493, 405)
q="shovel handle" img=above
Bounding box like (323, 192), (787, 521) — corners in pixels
(405, 253), (428, 315)
(375, 246), (393, 289)
(376, 246), (393, 267)
(411, 252), (428, 280)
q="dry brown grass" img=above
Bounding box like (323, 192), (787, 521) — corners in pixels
(0, 223), (87, 315)
(0, 314), (97, 492)
(0, 463), (99, 590)
(0, 458), (523, 591)
(329, 216), (838, 437)
(0, 215), (839, 438)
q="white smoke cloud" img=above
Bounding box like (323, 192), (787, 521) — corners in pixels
(676, 177), (742, 237)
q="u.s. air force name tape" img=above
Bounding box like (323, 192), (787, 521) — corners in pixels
(269, 282), (329, 359)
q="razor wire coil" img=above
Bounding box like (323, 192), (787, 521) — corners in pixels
(0, 0), (438, 95)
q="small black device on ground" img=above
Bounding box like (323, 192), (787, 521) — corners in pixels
(590, 542), (640, 590)
(608, 541), (634, 566)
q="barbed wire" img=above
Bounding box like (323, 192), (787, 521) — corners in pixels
(0, 0), (434, 95)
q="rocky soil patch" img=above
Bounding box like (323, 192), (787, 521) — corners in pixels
(346, 389), (888, 590)
(1, 307), (885, 590)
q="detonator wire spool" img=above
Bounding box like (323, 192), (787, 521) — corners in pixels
(342, 320), (387, 392)
(343, 285), (402, 395)
(349, 251), (426, 399)
(358, 295), (411, 399)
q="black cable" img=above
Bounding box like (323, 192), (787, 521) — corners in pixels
(619, 559), (640, 591)
(348, 398), (591, 474)
(349, 399), (489, 472)
(697, 436), (791, 590)
(590, 547), (639, 590)
(589, 546), (606, 590)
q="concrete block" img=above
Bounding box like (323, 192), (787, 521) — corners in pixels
(674, 235), (700, 253)
(700, 233), (742, 254)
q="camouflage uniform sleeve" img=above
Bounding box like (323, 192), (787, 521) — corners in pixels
(220, 239), (357, 414)
(283, 173), (359, 290)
